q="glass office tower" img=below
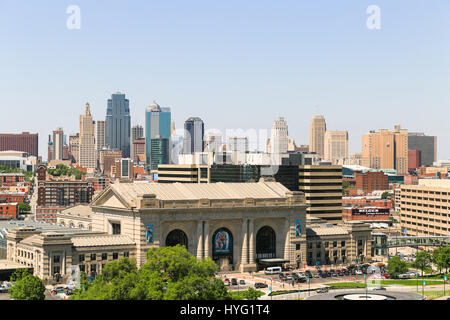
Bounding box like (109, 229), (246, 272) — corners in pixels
(106, 92), (131, 158)
(145, 102), (171, 168)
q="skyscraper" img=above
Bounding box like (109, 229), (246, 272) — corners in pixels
(362, 125), (408, 174)
(69, 134), (79, 164)
(52, 127), (64, 161)
(309, 115), (327, 158)
(204, 131), (223, 153)
(79, 103), (97, 171)
(106, 92), (131, 158)
(0, 132), (39, 157)
(408, 132), (437, 167)
(132, 125), (144, 141)
(96, 120), (106, 151)
(183, 117), (204, 154)
(324, 131), (348, 164)
(145, 102), (171, 167)
(270, 117), (289, 154)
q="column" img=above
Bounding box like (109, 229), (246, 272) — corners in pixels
(204, 221), (210, 258)
(284, 218), (291, 261)
(249, 219), (255, 264)
(196, 220), (203, 260)
(241, 219), (248, 266)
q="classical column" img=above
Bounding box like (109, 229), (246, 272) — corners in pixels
(249, 219), (255, 264)
(204, 221), (210, 259)
(196, 220), (203, 260)
(284, 217), (291, 261)
(241, 219), (248, 266)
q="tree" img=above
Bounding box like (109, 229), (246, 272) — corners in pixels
(242, 287), (265, 300)
(387, 256), (408, 275)
(9, 269), (45, 300)
(412, 250), (433, 276)
(381, 191), (390, 199)
(18, 202), (31, 213)
(71, 246), (232, 300)
(432, 247), (450, 274)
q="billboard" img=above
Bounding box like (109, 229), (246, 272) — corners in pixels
(146, 224), (154, 244)
(213, 229), (231, 254)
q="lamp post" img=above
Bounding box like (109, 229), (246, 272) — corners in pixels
(270, 277), (273, 301)
(444, 275), (447, 297)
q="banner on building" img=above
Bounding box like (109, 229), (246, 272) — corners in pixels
(295, 219), (302, 237)
(146, 224), (154, 244)
(213, 229), (231, 254)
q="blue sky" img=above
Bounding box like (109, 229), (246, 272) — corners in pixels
(1, 1), (449, 160)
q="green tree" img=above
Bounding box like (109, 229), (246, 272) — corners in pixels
(242, 287), (265, 300)
(71, 246), (232, 300)
(412, 250), (433, 276)
(18, 202), (31, 213)
(9, 269), (45, 300)
(381, 191), (390, 199)
(432, 247), (450, 274)
(387, 256), (408, 275)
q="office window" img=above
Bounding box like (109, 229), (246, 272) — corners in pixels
(333, 241), (337, 248)
(111, 222), (121, 235)
(79, 265), (85, 273)
(124, 251), (129, 258)
(53, 255), (60, 264)
(102, 253), (107, 260)
(91, 253), (96, 261)
(324, 242), (329, 248)
(79, 254), (85, 262)
(341, 241), (346, 247)
(113, 252), (118, 260)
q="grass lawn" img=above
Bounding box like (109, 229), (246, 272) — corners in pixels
(325, 282), (366, 289)
(371, 280), (446, 286)
(414, 291), (447, 300)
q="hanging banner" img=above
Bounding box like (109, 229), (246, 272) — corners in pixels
(295, 219), (302, 237)
(214, 229), (231, 254)
(146, 224), (154, 244)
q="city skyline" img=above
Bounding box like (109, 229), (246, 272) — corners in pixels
(1, 1), (449, 161)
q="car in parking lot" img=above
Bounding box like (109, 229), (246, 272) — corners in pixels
(231, 278), (238, 285)
(239, 279), (245, 285)
(224, 279), (230, 286)
(313, 273), (320, 278)
(382, 273), (391, 279)
(321, 273), (327, 278)
(254, 282), (268, 289)
(355, 270), (363, 275)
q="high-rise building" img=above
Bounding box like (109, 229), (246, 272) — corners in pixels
(0, 132), (39, 157)
(227, 137), (249, 154)
(145, 102), (171, 168)
(408, 132), (437, 167)
(69, 134), (80, 164)
(362, 125), (408, 174)
(183, 117), (204, 154)
(52, 127), (64, 161)
(106, 92), (131, 158)
(79, 103), (96, 171)
(299, 164), (343, 223)
(309, 115), (326, 158)
(47, 135), (54, 162)
(408, 150), (421, 171)
(270, 117), (289, 154)
(204, 131), (223, 153)
(324, 131), (348, 164)
(96, 120), (106, 151)
(132, 125), (144, 141)
(132, 138), (145, 163)
(150, 137), (170, 170)
(98, 149), (122, 176)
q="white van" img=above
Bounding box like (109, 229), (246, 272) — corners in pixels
(265, 266), (282, 275)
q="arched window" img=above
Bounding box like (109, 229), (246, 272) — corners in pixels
(256, 226), (276, 260)
(166, 229), (188, 249)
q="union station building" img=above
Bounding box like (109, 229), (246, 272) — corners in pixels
(4, 181), (372, 281)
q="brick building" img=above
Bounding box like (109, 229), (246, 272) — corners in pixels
(0, 192), (26, 203)
(354, 171), (389, 194)
(0, 132), (39, 157)
(342, 205), (390, 222)
(0, 202), (19, 219)
(408, 150), (421, 171)
(0, 173), (25, 187)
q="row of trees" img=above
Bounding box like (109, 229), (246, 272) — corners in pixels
(387, 247), (450, 276)
(0, 164), (35, 182)
(47, 164), (85, 180)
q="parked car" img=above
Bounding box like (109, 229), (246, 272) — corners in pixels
(254, 282), (268, 289)
(321, 273), (327, 278)
(297, 277), (307, 283)
(313, 273), (320, 278)
(382, 273), (391, 279)
(239, 279), (245, 285)
(224, 279), (230, 286)
(355, 270), (363, 275)
(231, 278), (238, 285)
(337, 270), (343, 276)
